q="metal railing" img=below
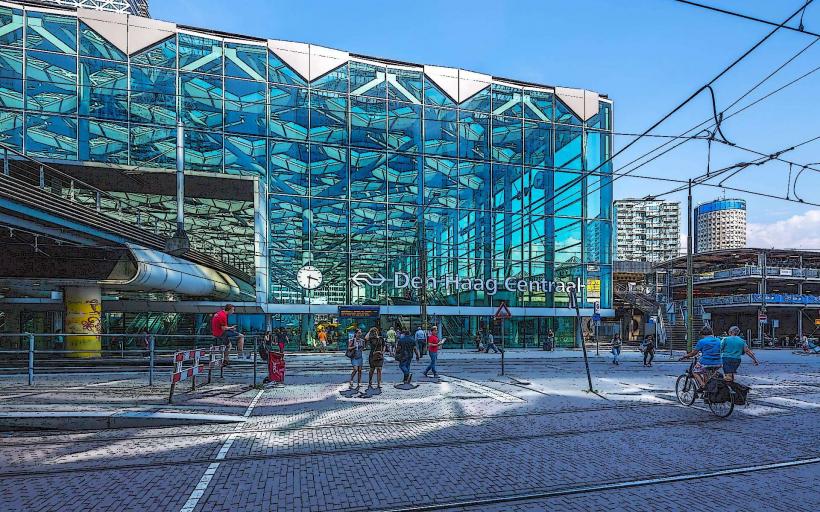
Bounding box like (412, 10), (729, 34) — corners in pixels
(0, 333), (265, 387)
(671, 266), (820, 285)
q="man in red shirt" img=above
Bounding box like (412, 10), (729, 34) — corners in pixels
(211, 304), (245, 362)
(423, 326), (444, 378)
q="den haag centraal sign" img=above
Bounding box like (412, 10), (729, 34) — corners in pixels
(350, 272), (585, 296)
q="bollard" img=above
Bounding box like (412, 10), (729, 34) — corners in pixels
(253, 336), (257, 385)
(148, 335), (155, 386)
(27, 333), (34, 386)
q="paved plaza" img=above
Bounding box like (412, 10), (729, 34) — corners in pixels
(0, 349), (818, 511)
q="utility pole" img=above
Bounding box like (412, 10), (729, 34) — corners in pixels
(166, 119), (190, 256)
(418, 216), (429, 333)
(686, 179), (694, 352)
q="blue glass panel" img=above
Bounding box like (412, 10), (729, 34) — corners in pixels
(459, 86), (490, 112)
(268, 50), (307, 86)
(25, 113), (77, 160)
(388, 101), (421, 153)
(554, 96), (582, 125)
(225, 135), (266, 176)
(309, 90), (346, 145)
(350, 201), (386, 253)
(26, 12), (76, 54)
(523, 120), (552, 168)
(224, 78), (265, 136)
(131, 36), (176, 68)
(79, 58), (127, 120)
(0, 109), (23, 148)
(555, 126), (582, 170)
(584, 220), (612, 265)
(82, 119), (127, 164)
(0, 7), (23, 48)
(585, 172), (612, 221)
(585, 129), (612, 173)
(424, 156), (458, 208)
(310, 198), (347, 252)
(184, 130), (223, 172)
(270, 84), (309, 141)
(523, 89), (553, 121)
(350, 149), (387, 201)
(0, 47), (23, 109)
(424, 106), (456, 157)
(224, 42), (266, 80)
(349, 61), (385, 98)
(130, 124), (175, 168)
(387, 204), (418, 254)
(311, 62), (347, 92)
(423, 76), (455, 107)
(310, 144), (347, 198)
(554, 170), (582, 217)
(387, 67), (422, 103)
(491, 84), (522, 117)
(458, 110), (488, 161)
(269, 196), (309, 251)
(79, 22), (125, 61)
(491, 115), (522, 164)
(491, 164), (524, 213)
(178, 33), (222, 74)
(553, 217), (582, 263)
(386, 153), (420, 204)
(269, 140), (308, 195)
(25, 50), (76, 114)
(180, 72), (222, 129)
(350, 96), (386, 150)
(458, 161), (490, 210)
(130, 65), (176, 125)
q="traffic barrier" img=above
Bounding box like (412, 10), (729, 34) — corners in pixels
(169, 349), (207, 403)
(207, 345), (226, 384)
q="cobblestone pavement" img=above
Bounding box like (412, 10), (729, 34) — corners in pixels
(0, 350), (818, 511)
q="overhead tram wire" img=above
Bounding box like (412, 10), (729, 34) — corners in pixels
(551, 34), (820, 212)
(542, 0), (815, 210)
(675, 0), (819, 38)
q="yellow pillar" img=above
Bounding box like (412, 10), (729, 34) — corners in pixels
(64, 286), (102, 358)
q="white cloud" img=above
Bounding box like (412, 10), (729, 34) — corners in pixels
(747, 209), (820, 249)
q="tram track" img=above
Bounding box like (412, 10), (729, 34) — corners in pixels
(0, 407), (812, 479)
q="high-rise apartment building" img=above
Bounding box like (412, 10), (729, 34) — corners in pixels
(694, 199), (747, 252)
(35, 0), (149, 17)
(615, 199), (680, 262)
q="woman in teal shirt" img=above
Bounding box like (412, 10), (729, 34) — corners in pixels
(720, 326), (759, 381)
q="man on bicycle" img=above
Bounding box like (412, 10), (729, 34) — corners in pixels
(680, 326), (722, 388)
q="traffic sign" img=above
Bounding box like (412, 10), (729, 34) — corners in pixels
(592, 312), (601, 323)
(494, 301), (512, 320)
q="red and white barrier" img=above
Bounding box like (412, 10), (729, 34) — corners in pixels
(208, 345), (225, 384)
(169, 349), (206, 403)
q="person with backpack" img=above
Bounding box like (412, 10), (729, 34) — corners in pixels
(396, 329), (419, 385)
(641, 334), (655, 367)
(347, 329), (365, 389)
(720, 326), (759, 382)
(366, 327), (385, 390)
(414, 326), (427, 359)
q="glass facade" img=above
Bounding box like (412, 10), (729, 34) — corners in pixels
(0, 4), (614, 346)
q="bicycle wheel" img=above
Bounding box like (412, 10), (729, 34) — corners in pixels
(708, 390), (735, 418)
(675, 374), (696, 406)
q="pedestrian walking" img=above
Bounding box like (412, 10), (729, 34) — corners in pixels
(424, 326), (444, 378)
(474, 332), (483, 352)
(544, 329), (555, 351)
(366, 327), (385, 390)
(397, 329), (419, 384)
(641, 334), (655, 366)
(317, 328), (328, 352)
(610, 333), (622, 365)
(385, 325), (397, 357)
(347, 329), (365, 389)
(720, 326), (759, 381)
(484, 329), (502, 354)
(415, 325), (427, 358)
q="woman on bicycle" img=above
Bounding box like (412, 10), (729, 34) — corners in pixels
(680, 326), (722, 388)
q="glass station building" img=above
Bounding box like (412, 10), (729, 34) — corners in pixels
(0, 2), (613, 347)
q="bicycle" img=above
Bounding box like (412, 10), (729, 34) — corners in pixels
(675, 356), (734, 418)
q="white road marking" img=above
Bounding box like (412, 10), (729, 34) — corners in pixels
(179, 389), (263, 512)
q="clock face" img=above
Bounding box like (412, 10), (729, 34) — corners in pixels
(296, 265), (323, 290)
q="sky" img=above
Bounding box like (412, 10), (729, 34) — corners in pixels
(153, 0), (820, 249)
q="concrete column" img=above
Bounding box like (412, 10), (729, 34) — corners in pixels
(64, 286), (102, 358)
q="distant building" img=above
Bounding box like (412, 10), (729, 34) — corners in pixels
(36, 0), (149, 17)
(615, 199), (680, 263)
(694, 199), (746, 253)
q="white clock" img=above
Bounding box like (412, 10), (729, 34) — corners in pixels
(296, 265), (323, 290)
